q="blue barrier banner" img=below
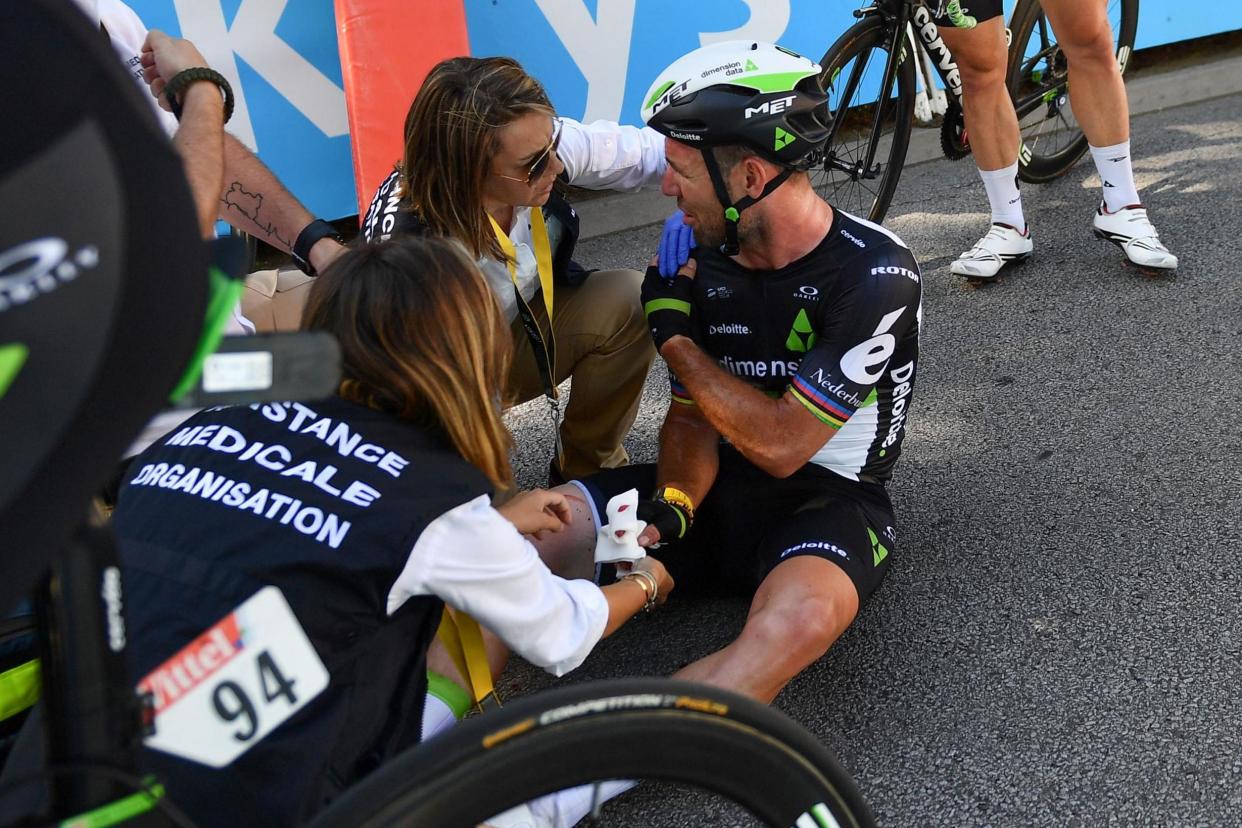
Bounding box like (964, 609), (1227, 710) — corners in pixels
(128, 0), (355, 221)
(121, 0), (1240, 221)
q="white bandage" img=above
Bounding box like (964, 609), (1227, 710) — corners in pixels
(594, 489), (647, 566)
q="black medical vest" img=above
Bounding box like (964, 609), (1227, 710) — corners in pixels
(113, 396), (491, 826)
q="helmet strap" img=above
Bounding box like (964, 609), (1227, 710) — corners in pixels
(702, 148), (793, 256)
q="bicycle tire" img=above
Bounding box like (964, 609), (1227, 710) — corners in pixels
(812, 14), (916, 223)
(1007, 0), (1139, 183)
(309, 678), (877, 828)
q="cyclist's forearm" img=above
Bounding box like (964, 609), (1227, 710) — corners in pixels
(660, 337), (818, 477)
(656, 402), (719, 507)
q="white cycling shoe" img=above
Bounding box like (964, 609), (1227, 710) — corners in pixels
(949, 222), (1034, 280)
(1092, 203), (1178, 270)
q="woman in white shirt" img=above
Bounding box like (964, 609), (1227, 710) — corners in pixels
(360, 56), (668, 483)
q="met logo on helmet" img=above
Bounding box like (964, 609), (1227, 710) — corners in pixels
(745, 95), (796, 119)
(645, 79), (691, 116)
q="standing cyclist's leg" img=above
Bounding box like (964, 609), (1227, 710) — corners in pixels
(1040, 0), (1177, 268)
(1039, 0), (1128, 148)
(938, 12), (1034, 278)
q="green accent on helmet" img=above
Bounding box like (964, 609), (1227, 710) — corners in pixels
(868, 527), (890, 566)
(775, 127), (796, 151)
(738, 71), (815, 94)
(644, 298), (692, 316)
(644, 80), (676, 111)
(168, 265), (246, 403)
(724, 207), (740, 222)
(0, 343), (29, 399)
(785, 309), (817, 353)
(745, 59), (759, 71)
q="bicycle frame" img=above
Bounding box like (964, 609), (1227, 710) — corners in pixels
(824, 0), (966, 179)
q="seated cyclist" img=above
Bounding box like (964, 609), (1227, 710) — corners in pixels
(539, 40), (922, 705)
(932, 0), (1176, 278)
(360, 56), (667, 482)
(105, 238), (672, 826)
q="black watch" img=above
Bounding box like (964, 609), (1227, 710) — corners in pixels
(292, 219), (343, 276)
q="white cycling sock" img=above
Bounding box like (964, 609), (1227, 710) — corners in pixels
(978, 161), (1026, 232)
(1090, 140), (1141, 212)
(419, 692), (457, 741)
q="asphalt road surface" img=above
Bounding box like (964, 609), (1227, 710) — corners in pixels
(500, 90), (1242, 826)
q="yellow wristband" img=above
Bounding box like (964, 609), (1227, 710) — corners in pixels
(654, 485), (695, 517)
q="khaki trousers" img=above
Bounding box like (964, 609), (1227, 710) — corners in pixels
(507, 268), (655, 480)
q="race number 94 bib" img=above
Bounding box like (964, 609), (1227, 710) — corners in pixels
(139, 586), (329, 767)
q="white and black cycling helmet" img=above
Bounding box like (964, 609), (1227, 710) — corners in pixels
(641, 41), (830, 254)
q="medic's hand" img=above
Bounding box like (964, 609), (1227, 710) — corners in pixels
(658, 210), (697, 278)
(640, 257), (697, 352)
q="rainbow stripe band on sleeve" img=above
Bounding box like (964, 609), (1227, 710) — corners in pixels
(670, 377), (696, 406)
(789, 376), (854, 429)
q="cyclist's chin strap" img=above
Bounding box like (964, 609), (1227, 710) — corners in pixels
(702, 147), (793, 256)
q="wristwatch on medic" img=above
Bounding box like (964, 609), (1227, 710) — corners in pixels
(291, 219), (343, 276)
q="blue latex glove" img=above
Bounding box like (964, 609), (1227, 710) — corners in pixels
(658, 210), (696, 278)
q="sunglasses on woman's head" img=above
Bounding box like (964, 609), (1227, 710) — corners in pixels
(495, 118), (563, 186)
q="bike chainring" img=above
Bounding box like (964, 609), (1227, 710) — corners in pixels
(940, 100), (971, 160)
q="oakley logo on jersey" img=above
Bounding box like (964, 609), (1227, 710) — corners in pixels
(745, 95), (797, 119)
(795, 285), (820, 298)
(840, 307), (906, 384)
(871, 265), (920, 283)
(0, 237), (99, 313)
(708, 323), (751, 335)
(882, 360), (916, 449)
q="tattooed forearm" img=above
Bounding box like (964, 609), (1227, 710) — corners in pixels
(220, 181), (293, 251)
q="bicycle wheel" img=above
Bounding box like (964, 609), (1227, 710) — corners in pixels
(811, 15), (916, 223)
(309, 678), (876, 828)
(1007, 0), (1139, 183)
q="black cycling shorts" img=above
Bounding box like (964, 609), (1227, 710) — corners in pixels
(579, 446), (896, 602)
(931, 0), (1003, 28)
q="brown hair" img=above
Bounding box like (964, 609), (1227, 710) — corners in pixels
(301, 236), (514, 489)
(399, 56), (554, 262)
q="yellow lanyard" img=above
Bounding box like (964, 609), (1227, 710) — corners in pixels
(436, 607), (501, 713)
(489, 207), (555, 320)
